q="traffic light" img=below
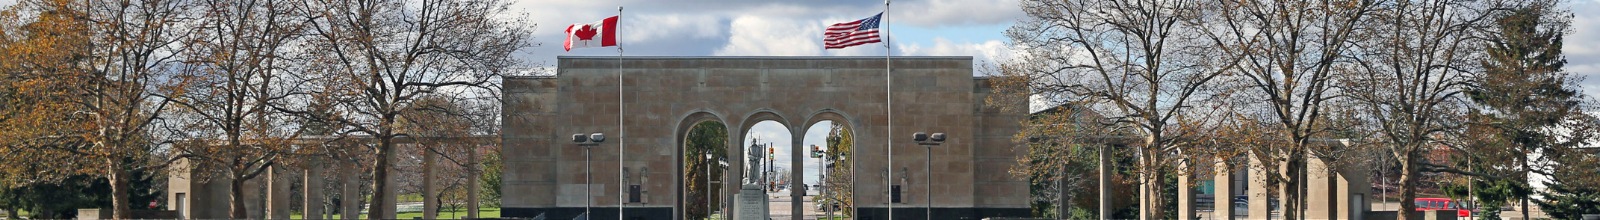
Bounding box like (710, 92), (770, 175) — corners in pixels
(811, 145), (823, 158)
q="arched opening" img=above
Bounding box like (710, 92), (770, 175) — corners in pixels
(742, 120), (794, 218)
(801, 119), (856, 218)
(681, 120), (729, 220)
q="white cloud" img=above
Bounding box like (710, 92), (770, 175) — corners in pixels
(1567, 2), (1600, 56)
(1564, 1), (1600, 99)
(895, 0), (1022, 27)
(623, 14), (724, 43)
(714, 15), (826, 56)
(897, 37), (1013, 67)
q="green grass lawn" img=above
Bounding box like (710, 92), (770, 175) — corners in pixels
(395, 193), (424, 203)
(291, 207), (500, 219)
(2, 209), (28, 218)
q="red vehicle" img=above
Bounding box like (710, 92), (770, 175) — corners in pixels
(1415, 197), (1474, 217)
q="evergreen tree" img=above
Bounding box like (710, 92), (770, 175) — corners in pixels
(1535, 154), (1600, 220)
(1463, 2), (1581, 218)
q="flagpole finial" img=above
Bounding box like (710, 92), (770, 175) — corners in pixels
(618, 6), (623, 12)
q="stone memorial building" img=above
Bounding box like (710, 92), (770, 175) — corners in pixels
(499, 56), (1032, 220)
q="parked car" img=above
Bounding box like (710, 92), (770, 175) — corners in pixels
(1414, 197), (1473, 217)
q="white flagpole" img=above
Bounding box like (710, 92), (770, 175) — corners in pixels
(884, 1), (894, 220)
(616, 6), (625, 220)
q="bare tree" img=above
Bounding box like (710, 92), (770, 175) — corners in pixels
(1005, 0), (1239, 218)
(0, 0), (196, 218)
(1198, 1), (1378, 218)
(289, 0), (532, 218)
(163, 0), (310, 217)
(1343, 1), (1501, 219)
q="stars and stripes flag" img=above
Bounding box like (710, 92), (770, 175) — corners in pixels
(824, 13), (883, 49)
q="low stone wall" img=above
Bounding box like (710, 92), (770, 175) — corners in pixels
(76, 209), (179, 220)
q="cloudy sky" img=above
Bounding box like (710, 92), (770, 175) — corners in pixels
(515, 0), (1018, 68)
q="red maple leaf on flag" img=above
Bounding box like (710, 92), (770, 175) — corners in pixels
(574, 25), (598, 40)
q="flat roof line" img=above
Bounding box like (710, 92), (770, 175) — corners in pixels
(556, 56), (973, 59)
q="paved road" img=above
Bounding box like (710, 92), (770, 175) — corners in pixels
(767, 189), (828, 219)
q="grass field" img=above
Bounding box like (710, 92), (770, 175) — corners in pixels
(2, 209), (28, 218)
(290, 207), (500, 220)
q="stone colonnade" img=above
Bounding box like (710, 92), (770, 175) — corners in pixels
(166, 136), (492, 219)
(1163, 150), (1371, 220)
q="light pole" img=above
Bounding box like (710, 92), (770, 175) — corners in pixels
(705, 152), (712, 219)
(573, 133), (606, 218)
(912, 132), (945, 220)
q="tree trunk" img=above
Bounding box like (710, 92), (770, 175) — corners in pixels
(108, 162), (132, 220)
(1139, 150), (1167, 220)
(1284, 152), (1305, 220)
(231, 177), (247, 219)
(368, 137), (393, 220)
(1397, 153), (1419, 220)
(1521, 158), (1530, 220)
(467, 147), (479, 219)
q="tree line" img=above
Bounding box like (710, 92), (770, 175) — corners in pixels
(996, 0), (1600, 219)
(0, 0), (533, 219)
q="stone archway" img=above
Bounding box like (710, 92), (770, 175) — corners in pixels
(672, 111), (728, 220)
(735, 110), (797, 218)
(801, 109), (860, 217)
(499, 56), (1031, 220)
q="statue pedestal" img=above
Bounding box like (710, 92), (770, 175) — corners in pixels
(732, 184), (769, 220)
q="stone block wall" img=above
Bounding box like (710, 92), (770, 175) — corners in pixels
(501, 57), (1030, 220)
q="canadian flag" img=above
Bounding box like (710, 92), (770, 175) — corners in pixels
(564, 16), (619, 51)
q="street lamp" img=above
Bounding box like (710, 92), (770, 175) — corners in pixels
(704, 152), (713, 219)
(912, 132), (945, 220)
(573, 133), (605, 217)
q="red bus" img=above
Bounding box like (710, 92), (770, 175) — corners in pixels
(1415, 197), (1473, 217)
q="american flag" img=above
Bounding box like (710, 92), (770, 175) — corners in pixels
(824, 13), (883, 49)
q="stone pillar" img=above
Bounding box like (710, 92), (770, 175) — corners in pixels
(340, 161), (360, 220)
(725, 125), (744, 217)
(790, 137), (804, 220)
(1177, 160), (1195, 220)
(1340, 154), (1372, 220)
(305, 158), (325, 220)
(1138, 154), (1151, 220)
(1248, 155), (1270, 219)
(1213, 157), (1236, 220)
(1099, 144), (1111, 220)
(268, 165), (292, 220)
(381, 151), (397, 219)
(467, 147), (480, 219)
(423, 150), (438, 219)
(245, 175), (264, 219)
(1308, 156), (1337, 219)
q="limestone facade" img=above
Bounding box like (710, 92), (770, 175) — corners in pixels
(500, 56), (1030, 220)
